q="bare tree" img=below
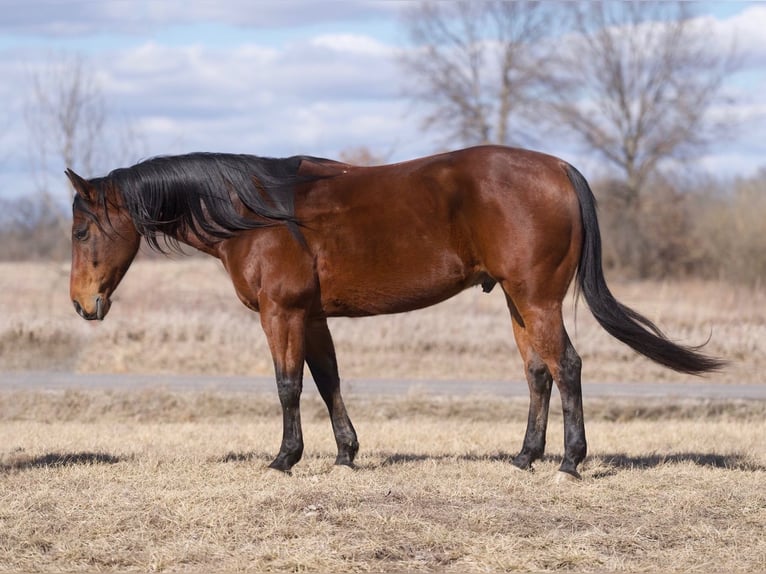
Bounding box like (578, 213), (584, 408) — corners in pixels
(547, 2), (738, 208)
(399, 1), (563, 147)
(25, 53), (108, 205)
(338, 145), (389, 166)
(538, 2), (740, 277)
(18, 53), (144, 258)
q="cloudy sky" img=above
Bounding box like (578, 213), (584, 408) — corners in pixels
(1, 0), (764, 200)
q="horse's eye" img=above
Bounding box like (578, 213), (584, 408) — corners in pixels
(73, 228), (89, 241)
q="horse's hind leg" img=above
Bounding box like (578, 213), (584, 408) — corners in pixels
(557, 336), (585, 479)
(507, 292), (587, 479)
(305, 319), (359, 467)
(507, 296), (553, 471)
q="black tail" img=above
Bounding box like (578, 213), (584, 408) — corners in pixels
(565, 164), (725, 375)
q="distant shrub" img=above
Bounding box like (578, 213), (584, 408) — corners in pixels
(593, 169), (766, 286)
(689, 170), (766, 287)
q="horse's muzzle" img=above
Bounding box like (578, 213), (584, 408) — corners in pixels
(73, 296), (110, 321)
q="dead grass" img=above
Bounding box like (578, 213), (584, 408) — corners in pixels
(3, 261), (764, 571)
(0, 390), (764, 572)
(2, 259), (764, 383)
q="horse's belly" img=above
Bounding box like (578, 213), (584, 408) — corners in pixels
(317, 256), (488, 317)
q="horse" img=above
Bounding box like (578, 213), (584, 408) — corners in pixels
(66, 145), (724, 481)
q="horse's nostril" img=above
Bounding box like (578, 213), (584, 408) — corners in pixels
(73, 299), (95, 320)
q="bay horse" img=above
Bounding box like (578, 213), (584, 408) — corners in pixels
(66, 146), (723, 481)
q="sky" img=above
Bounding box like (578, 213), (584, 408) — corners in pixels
(0, 0), (764, 201)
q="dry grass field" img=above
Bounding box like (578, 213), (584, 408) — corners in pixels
(0, 390), (764, 572)
(1, 260), (765, 571)
(1, 259), (764, 383)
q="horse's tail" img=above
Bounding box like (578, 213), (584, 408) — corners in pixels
(565, 164), (725, 375)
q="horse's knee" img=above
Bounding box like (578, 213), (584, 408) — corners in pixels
(526, 357), (552, 393)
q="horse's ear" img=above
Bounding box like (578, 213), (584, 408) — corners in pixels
(65, 168), (95, 202)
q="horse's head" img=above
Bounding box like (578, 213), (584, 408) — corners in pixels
(66, 168), (141, 321)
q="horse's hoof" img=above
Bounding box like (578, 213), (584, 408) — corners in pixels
(509, 463), (526, 473)
(555, 470), (581, 483)
(331, 464), (355, 474)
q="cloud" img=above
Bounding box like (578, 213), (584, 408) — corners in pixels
(310, 33), (392, 57)
(92, 32), (406, 157)
(713, 4), (766, 69)
(0, 1), (764, 202)
(0, 23), (419, 200)
(0, 0), (400, 36)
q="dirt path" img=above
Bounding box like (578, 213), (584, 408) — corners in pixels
(1, 371), (765, 399)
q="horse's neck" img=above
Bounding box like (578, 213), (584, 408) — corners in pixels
(174, 229), (223, 258)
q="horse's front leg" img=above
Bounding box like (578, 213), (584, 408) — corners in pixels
(305, 318), (359, 467)
(259, 300), (308, 473)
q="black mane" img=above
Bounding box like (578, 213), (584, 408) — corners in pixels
(95, 153), (329, 251)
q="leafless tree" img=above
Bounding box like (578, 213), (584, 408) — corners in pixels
(18, 53), (144, 257)
(399, 1), (564, 147)
(25, 53), (107, 205)
(338, 145), (389, 166)
(538, 2), (740, 276)
(547, 1), (738, 208)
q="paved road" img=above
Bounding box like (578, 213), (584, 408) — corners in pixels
(1, 371), (765, 400)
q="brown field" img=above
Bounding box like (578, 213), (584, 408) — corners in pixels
(1, 259), (764, 383)
(1, 260), (765, 571)
(0, 390), (765, 572)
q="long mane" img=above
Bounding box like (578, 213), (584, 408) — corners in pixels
(98, 153), (330, 251)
